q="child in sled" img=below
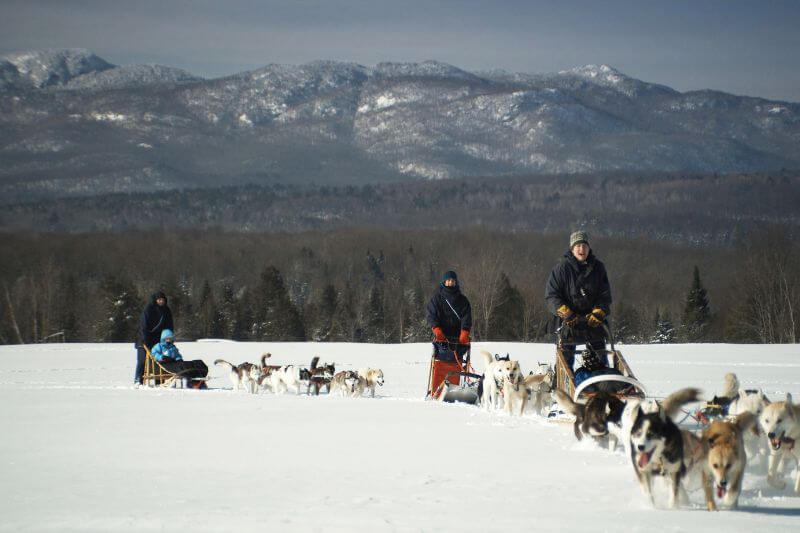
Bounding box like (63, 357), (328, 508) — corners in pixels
(150, 329), (209, 388)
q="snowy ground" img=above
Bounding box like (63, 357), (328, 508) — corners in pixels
(1, 341), (799, 532)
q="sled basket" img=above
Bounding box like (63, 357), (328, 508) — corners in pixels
(554, 321), (646, 402)
(426, 341), (481, 405)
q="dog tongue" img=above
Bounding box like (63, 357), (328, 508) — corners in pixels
(717, 486), (726, 499)
(637, 450), (651, 469)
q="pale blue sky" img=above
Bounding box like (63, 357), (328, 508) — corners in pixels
(2, 0), (799, 101)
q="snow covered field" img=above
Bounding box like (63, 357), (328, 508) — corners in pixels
(1, 341), (799, 532)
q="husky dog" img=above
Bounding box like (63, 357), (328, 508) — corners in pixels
(700, 412), (756, 510)
(307, 356), (336, 396)
(260, 353), (283, 373)
(628, 387), (703, 508)
(479, 350), (517, 410)
(609, 397), (660, 455)
(727, 387), (771, 467)
(555, 389), (625, 448)
(269, 365), (311, 395)
(330, 370), (365, 397)
(214, 359), (262, 393)
(357, 368), (384, 398)
(527, 363), (555, 416)
(501, 365), (532, 416)
(759, 393), (800, 493)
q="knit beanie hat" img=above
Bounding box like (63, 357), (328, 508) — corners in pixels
(569, 231), (589, 249)
(442, 270), (458, 283)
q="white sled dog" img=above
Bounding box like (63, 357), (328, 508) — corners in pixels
(479, 350), (517, 410)
(759, 393), (800, 493)
(727, 385), (771, 468)
(357, 368), (384, 398)
(502, 365), (536, 416)
(214, 359), (261, 393)
(628, 387), (703, 508)
(700, 412), (756, 510)
(269, 365), (311, 395)
(330, 370), (365, 397)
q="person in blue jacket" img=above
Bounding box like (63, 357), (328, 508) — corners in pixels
(150, 329), (208, 388)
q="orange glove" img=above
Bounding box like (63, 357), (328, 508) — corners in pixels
(557, 304), (578, 326)
(586, 308), (606, 327)
(458, 329), (471, 345)
(432, 327), (446, 342)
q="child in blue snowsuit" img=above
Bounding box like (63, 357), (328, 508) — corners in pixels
(150, 329), (208, 387)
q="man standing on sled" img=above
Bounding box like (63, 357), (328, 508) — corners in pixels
(426, 271), (472, 394)
(545, 231), (612, 370)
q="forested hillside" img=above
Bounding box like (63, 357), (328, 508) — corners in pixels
(2, 227), (797, 346)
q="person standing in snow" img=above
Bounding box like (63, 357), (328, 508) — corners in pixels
(426, 270), (472, 363)
(545, 231), (612, 369)
(133, 291), (173, 386)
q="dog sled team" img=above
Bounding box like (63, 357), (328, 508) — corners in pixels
(214, 354), (384, 398)
(134, 231), (798, 511)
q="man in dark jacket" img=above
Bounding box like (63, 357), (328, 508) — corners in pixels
(426, 270), (472, 362)
(545, 231), (612, 369)
(133, 291), (174, 386)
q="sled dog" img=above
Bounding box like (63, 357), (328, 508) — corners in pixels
(608, 397), (659, 455)
(759, 393), (800, 493)
(479, 350), (517, 410)
(502, 366), (535, 416)
(269, 365), (311, 395)
(628, 387), (702, 508)
(727, 386), (771, 467)
(555, 389), (625, 448)
(307, 356), (335, 395)
(214, 359), (261, 393)
(357, 368), (384, 398)
(700, 412), (756, 510)
(527, 363), (554, 416)
(330, 370), (365, 397)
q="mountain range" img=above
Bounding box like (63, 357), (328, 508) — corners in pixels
(1, 48), (799, 204)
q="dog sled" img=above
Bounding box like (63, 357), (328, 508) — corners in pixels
(426, 340), (482, 404)
(554, 320), (646, 402)
(141, 344), (208, 389)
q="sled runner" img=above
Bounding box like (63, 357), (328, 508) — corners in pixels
(554, 321), (646, 402)
(426, 340), (481, 404)
(141, 344), (208, 389)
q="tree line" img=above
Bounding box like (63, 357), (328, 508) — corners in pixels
(1, 226), (798, 346)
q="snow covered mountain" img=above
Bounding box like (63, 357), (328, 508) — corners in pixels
(1, 49), (799, 203)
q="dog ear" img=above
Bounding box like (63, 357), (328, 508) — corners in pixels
(787, 393), (795, 418)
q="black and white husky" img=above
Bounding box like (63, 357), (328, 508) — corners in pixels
(214, 359), (261, 393)
(628, 387), (702, 508)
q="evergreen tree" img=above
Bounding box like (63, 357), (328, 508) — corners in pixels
(612, 302), (641, 344)
(95, 275), (139, 342)
(401, 286), (428, 343)
(363, 284), (386, 342)
(196, 280), (224, 338)
(651, 308), (676, 344)
(309, 283), (337, 342)
(680, 266), (712, 342)
(253, 266), (305, 341)
(488, 273), (524, 340)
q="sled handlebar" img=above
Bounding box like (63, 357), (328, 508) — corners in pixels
(556, 318), (616, 352)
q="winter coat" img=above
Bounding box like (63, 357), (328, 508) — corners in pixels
(136, 293), (174, 349)
(426, 284), (472, 340)
(150, 329), (183, 362)
(545, 250), (612, 327)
